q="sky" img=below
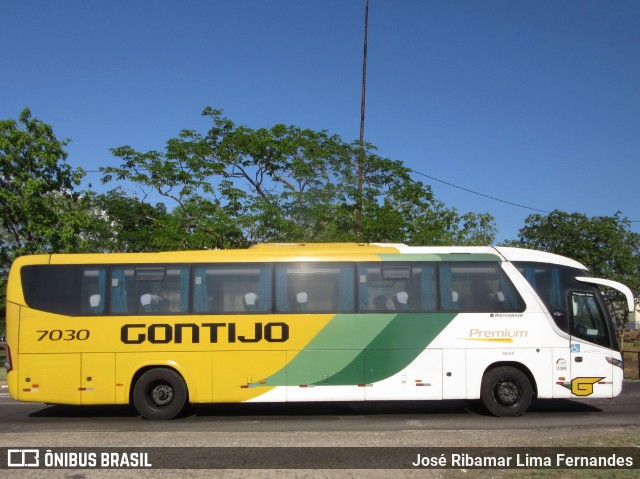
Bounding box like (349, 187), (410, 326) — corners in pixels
(2, 0), (639, 243)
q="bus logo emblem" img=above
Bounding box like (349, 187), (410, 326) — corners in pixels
(571, 377), (604, 396)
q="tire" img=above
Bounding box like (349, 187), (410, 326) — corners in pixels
(481, 366), (532, 417)
(132, 368), (188, 420)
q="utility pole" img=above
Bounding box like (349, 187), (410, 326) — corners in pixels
(356, 0), (369, 239)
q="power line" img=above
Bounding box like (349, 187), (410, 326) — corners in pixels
(408, 167), (549, 213)
(409, 167), (640, 222)
(75, 169), (639, 222)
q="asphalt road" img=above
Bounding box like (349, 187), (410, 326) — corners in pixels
(1, 381), (638, 435)
(1, 383), (639, 478)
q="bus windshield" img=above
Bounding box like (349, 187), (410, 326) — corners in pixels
(514, 262), (617, 349)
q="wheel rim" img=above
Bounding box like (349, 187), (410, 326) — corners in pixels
(149, 382), (174, 407)
(494, 378), (522, 407)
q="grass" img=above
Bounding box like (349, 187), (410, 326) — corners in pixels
(448, 469), (638, 479)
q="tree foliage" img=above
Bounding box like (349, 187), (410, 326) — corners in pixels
(508, 210), (640, 324)
(79, 189), (171, 252)
(0, 106), (498, 330)
(102, 107), (496, 248)
(5, 107), (640, 331)
(0, 109), (86, 328)
(0, 108), (86, 267)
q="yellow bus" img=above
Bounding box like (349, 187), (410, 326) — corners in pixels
(5, 243), (635, 419)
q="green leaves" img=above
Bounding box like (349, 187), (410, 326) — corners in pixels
(4, 106), (637, 332)
(510, 210), (640, 326)
(1, 106), (498, 259)
(0, 108), (83, 264)
(101, 107), (496, 248)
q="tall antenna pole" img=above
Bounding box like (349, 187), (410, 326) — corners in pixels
(356, 0), (369, 238)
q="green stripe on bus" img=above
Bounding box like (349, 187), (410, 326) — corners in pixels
(378, 253), (501, 262)
(312, 313), (457, 385)
(256, 312), (457, 387)
(263, 314), (395, 386)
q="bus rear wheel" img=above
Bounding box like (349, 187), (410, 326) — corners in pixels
(481, 366), (532, 417)
(133, 368), (188, 420)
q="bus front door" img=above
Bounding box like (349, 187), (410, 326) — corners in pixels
(568, 291), (613, 398)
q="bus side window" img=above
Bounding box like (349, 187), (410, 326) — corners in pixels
(193, 267), (210, 312)
(81, 268), (106, 315)
(440, 263), (524, 313)
(110, 268), (133, 314)
(515, 262), (588, 333)
(276, 263), (355, 313)
(193, 264), (272, 313)
(359, 263), (436, 313)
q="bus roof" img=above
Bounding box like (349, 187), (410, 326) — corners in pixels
(10, 243), (589, 271)
(494, 246), (588, 270)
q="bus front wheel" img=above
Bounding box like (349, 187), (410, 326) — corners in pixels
(481, 366), (532, 417)
(132, 368), (188, 420)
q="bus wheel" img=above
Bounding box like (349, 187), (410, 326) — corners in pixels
(133, 368), (188, 420)
(481, 366), (532, 417)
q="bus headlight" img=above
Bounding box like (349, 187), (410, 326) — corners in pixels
(606, 356), (623, 369)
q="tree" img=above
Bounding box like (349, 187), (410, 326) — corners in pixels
(0, 108), (87, 327)
(0, 109), (87, 260)
(79, 189), (172, 252)
(102, 107), (496, 248)
(508, 210), (640, 325)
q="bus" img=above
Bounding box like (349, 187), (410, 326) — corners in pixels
(4, 243), (635, 419)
